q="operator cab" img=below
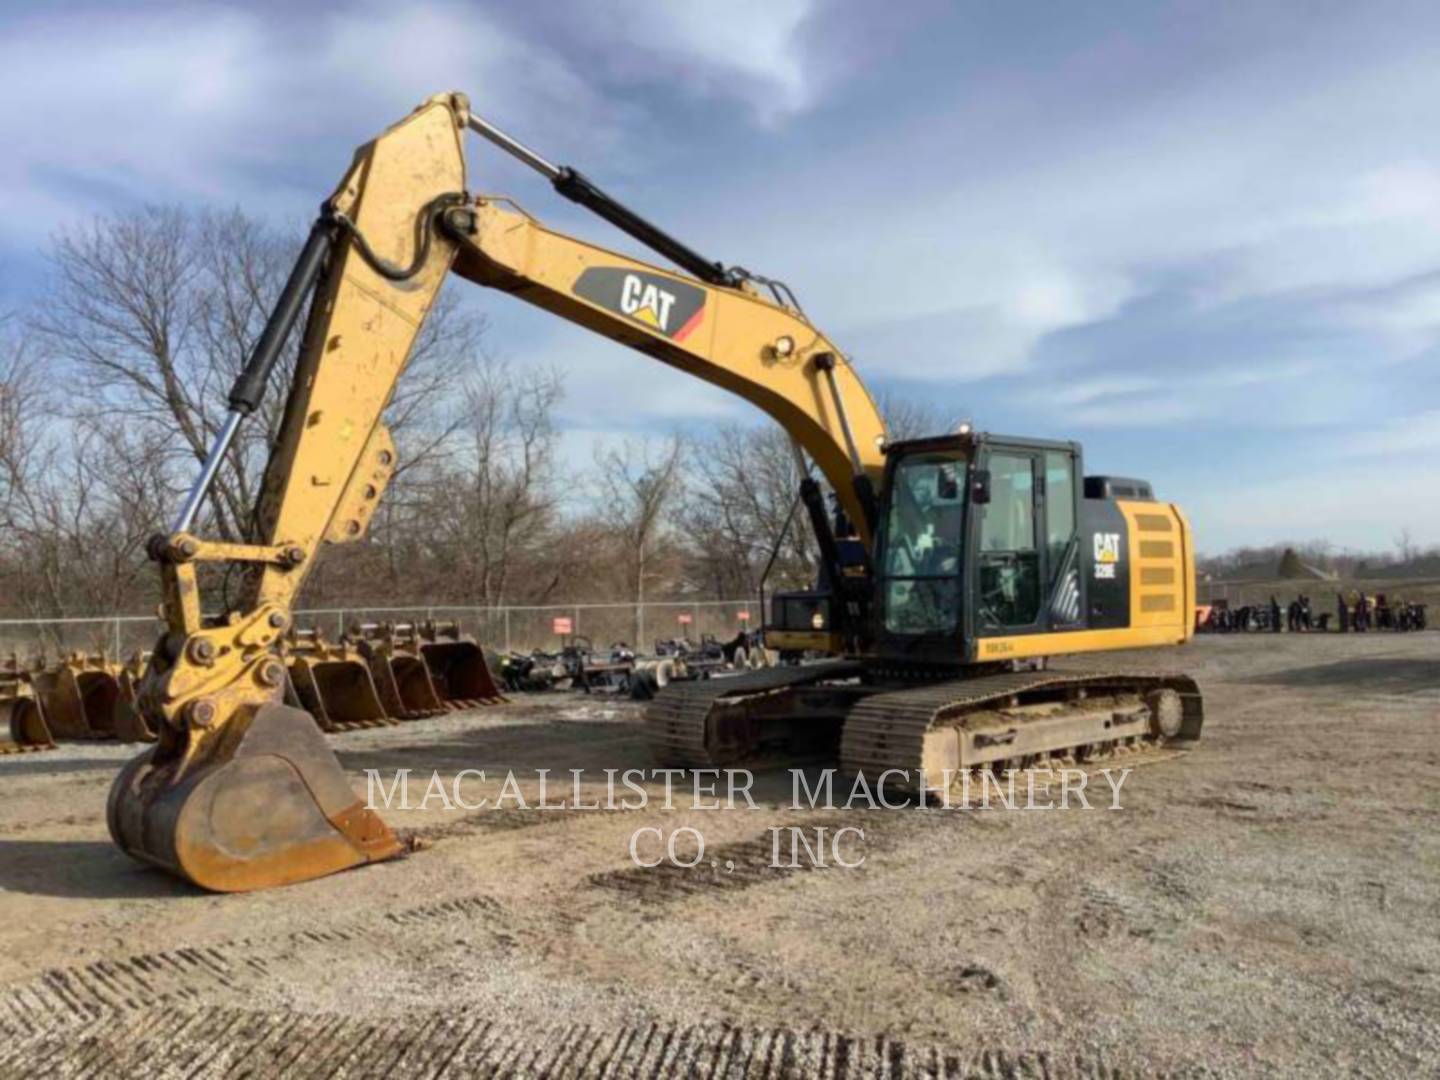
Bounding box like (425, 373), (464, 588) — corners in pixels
(765, 432), (1150, 666)
(874, 432), (1090, 665)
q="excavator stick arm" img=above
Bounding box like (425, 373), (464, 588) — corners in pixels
(111, 94), (468, 891)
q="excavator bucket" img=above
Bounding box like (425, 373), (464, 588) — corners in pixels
(107, 701), (403, 892)
(353, 623), (446, 718)
(32, 653), (122, 740)
(111, 652), (157, 743)
(416, 620), (506, 707)
(285, 629), (393, 733)
(0, 661), (55, 754)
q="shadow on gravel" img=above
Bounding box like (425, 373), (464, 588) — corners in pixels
(0, 756), (128, 779)
(0, 839), (198, 899)
(332, 719), (652, 776)
(1240, 657), (1440, 695)
(330, 722), (837, 808)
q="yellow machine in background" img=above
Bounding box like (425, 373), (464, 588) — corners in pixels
(108, 93), (1201, 893)
(1, 658), (54, 754)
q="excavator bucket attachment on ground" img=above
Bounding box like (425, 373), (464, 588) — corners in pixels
(285, 629), (393, 733)
(1, 660), (55, 754)
(416, 620), (506, 707)
(112, 653), (157, 743)
(107, 701), (403, 892)
(32, 654), (122, 741)
(353, 623), (446, 718)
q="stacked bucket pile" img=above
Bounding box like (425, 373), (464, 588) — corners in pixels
(0, 620), (504, 754)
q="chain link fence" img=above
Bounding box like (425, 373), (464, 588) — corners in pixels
(0, 599), (761, 659)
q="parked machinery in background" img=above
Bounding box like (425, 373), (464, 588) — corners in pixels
(285, 627), (393, 732)
(0, 657), (54, 755)
(351, 620), (505, 717)
(112, 652), (156, 743)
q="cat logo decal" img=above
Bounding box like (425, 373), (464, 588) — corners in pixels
(573, 267), (706, 342)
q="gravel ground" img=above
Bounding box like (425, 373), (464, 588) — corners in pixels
(0, 632), (1437, 1077)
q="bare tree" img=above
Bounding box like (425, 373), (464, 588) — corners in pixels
(597, 435), (685, 644)
(680, 422), (814, 599)
(877, 390), (950, 442)
(1395, 527), (1418, 565)
(412, 359), (565, 605)
(0, 319), (167, 635)
(36, 205), (485, 545)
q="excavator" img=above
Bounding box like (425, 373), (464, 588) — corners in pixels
(108, 92), (1202, 893)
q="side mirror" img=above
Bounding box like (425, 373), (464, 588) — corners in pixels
(971, 468), (991, 505)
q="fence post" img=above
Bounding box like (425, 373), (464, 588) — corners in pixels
(337, 610), (345, 638)
(113, 618), (122, 659)
(504, 608), (511, 652)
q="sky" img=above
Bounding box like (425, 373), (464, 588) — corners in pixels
(2, 0), (1438, 554)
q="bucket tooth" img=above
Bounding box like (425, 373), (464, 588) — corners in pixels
(32, 653), (122, 740)
(107, 701), (403, 892)
(0, 659), (55, 754)
(284, 628), (393, 733)
(416, 620), (507, 708)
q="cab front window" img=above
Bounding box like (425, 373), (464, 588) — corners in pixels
(879, 450), (967, 635)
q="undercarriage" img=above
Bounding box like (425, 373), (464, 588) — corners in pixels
(646, 661), (1203, 794)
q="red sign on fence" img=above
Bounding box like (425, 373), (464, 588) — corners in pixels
(552, 616), (573, 635)
(737, 610), (751, 622)
(677, 613), (693, 625)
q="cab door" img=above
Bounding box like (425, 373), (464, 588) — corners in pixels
(970, 444), (1084, 641)
(971, 448), (1044, 637)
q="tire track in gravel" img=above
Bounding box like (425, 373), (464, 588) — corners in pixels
(586, 816), (847, 905)
(584, 806), (991, 907)
(0, 817), (868, 1049)
(0, 1003), (1153, 1079)
(0, 893), (522, 1052)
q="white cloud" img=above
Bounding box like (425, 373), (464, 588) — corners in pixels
(571, 0), (818, 124)
(0, 2), (625, 250)
(1344, 410), (1440, 457)
(0, 6), (272, 235)
(478, 300), (747, 430)
(1186, 459), (1440, 552)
